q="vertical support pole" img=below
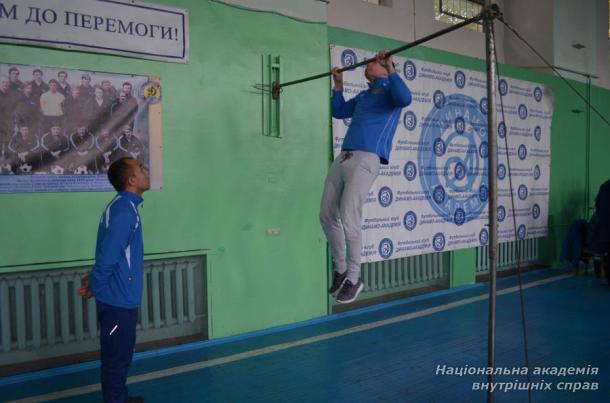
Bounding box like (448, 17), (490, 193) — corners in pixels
(585, 76), (591, 218)
(484, 2), (498, 402)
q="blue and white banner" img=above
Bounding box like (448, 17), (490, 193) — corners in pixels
(331, 45), (553, 262)
(0, 0), (189, 63)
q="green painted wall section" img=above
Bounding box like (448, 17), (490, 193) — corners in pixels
(0, 1), (330, 338)
(328, 26), (610, 282)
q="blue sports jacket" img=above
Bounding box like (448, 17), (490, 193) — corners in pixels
(90, 191), (144, 309)
(332, 72), (412, 164)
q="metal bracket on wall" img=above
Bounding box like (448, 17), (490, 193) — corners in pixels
(261, 55), (281, 138)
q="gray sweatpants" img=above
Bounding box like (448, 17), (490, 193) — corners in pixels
(319, 150), (380, 283)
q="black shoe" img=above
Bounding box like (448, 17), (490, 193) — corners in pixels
(127, 397), (145, 403)
(328, 270), (348, 294)
(336, 279), (364, 304)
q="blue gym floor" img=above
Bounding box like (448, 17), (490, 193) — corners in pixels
(1, 267), (608, 402)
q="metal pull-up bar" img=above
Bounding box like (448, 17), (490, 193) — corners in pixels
(256, 8), (498, 99)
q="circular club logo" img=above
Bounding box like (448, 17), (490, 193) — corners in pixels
(497, 163), (506, 180)
(454, 70), (466, 89)
(532, 203), (541, 219)
(433, 90), (446, 109)
(534, 126), (541, 142)
(432, 233), (446, 251)
(518, 104), (528, 120)
(479, 141), (488, 158)
(479, 228), (489, 245)
(341, 49), (358, 68)
(379, 238), (394, 259)
(480, 97), (488, 114)
(479, 184), (489, 202)
(454, 162), (466, 180)
(518, 144), (527, 160)
(419, 94), (489, 226)
(454, 208), (466, 226)
(497, 205), (506, 222)
(518, 184), (528, 200)
(140, 80), (162, 104)
(403, 211), (417, 231)
(403, 111), (417, 131)
(454, 117), (465, 134)
(403, 60), (417, 81)
(433, 185), (446, 204)
(403, 161), (417, 181)
(498, 121), (507, 138)
(534, 87), (542, 102)
(433, 138), (446, 156)
(498, 79), (508, 96)
(534, 165), (541, 180)
(518, 224), (527, 240)
(343, 117), (352, 127)
(378, 186), (393, 207)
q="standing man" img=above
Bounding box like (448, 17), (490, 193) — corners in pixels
(79, 157), (149, 403)
(320, 50), (412, 304)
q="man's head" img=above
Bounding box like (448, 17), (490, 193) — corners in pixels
(48, 79), (58, 92)
(122, 82), (132, 95)
(71, 85), (80, 98)
(51, 125), (61, 136)
(77, 126), (87, 136)
(118, 91), (127, 103)
(121, 125), (133, 138)
(107, 157), (150, 195)
(57, 71), (67, 83)
(33, 69), (43, 81)
(9, 67), (19, 82)
(19, 125), (30, 137)
(23, 83), (33, 96)
(364, 59), (388, 82)
(81, 73), (91, 86)
(94, 86), (104, 99)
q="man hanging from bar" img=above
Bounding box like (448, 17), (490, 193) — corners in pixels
(320, 50), (412, 304)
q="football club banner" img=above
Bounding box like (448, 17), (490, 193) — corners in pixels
(330, 45), (553, 263)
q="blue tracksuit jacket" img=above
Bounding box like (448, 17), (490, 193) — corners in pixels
(332, 72), (412, 164)
(90, 191), (144, 309)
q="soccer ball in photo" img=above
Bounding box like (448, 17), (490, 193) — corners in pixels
(18, 163), (32, 173)
(73, 165), (89, 175)
(50, 165), (65, 175)
(0, 162), (12, 174)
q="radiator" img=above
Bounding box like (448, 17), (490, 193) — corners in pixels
(0, 256), (206, 366)
(335, 252), (450, 304)
(476, 238), (539, 273)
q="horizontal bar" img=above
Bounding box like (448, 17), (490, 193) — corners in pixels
(277, 12), (484, 90)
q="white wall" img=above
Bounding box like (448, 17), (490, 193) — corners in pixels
(553, 0), (609, 87)
(327, 0), (610, 88)
(327, 0), (505, 61)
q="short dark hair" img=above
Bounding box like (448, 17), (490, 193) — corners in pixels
(107, 158), (134, 192)
(57, 71), (67, 77)
(33, 69), (42, 75)
(9, 67), (18, 74)
(48, 79), (59, 86)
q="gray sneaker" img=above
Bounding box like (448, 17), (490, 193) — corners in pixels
(328, 270), (347, 294)
(336, 279), (364, 304)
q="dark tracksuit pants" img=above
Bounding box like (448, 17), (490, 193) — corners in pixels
(97, 300), (138, 403)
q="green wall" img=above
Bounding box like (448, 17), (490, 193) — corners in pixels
(2, 3), (609, 341)
(0, 1), (330, 338)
